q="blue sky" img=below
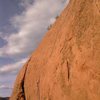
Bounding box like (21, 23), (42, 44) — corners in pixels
(0, 0), (69, 97)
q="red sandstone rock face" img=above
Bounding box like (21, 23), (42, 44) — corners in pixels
(10, 0), (100, 100)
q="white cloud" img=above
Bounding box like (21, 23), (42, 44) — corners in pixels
(0, 58), (27, 74)
(0, 0), (69, 57)
(0, 85), (12, 89)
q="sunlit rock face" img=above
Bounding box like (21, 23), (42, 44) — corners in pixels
(10, 0), (100, 100)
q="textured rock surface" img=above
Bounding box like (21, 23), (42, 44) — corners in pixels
(10, 0), (100, 100)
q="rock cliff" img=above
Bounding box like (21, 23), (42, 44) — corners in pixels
(10, 0), (100, 100)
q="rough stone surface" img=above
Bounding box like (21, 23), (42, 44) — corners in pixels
(10, 0), (100, 100)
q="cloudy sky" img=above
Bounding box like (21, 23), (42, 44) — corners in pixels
(0, 0), (69, 97)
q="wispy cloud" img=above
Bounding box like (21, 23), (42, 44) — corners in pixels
(0, 0), (69, 57)
(0, 85), (13, 89)
(0, 58), (27, 75)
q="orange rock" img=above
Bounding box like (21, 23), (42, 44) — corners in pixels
(10, 0), (100, 100)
